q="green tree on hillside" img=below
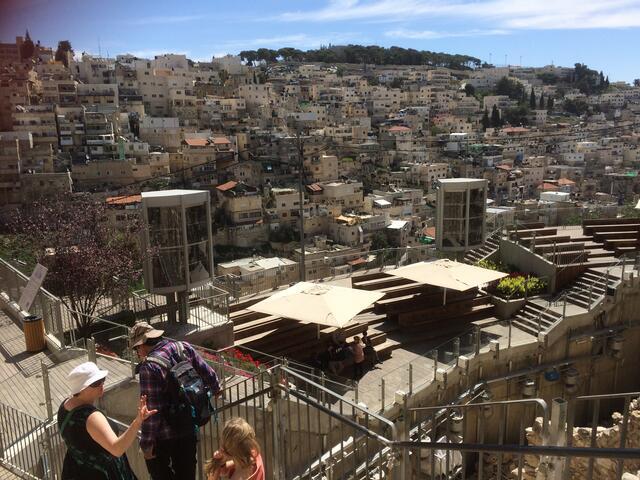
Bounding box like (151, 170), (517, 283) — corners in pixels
(55, 40), (73, 67)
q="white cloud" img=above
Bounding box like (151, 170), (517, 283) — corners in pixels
(385, 28), (509, 39)
(277, 0), (640, 30)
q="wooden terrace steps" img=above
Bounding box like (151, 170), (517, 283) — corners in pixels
(397, 295), (495, 329)
(376, 282), (438, 301)
(519, 235), (572, 246)
(581, 218), (640, 257)
(593, 231), (640, 242)
(587, 224), (640, 235)
(375, 288), (479, 315)
(352, 275), (415, 291)
(511, 227), (558, 240)
(583, 218), (640, 226)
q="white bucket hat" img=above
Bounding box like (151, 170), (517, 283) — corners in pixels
(68, 361), (108, 395)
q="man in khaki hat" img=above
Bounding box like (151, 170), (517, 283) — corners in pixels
(130, 321), (220, 480)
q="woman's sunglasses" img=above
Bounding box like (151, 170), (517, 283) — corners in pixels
(90, 378), (106, 388)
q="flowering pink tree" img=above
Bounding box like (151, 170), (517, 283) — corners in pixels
(11, 195), (146, 338)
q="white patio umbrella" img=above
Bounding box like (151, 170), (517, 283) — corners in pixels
(389, 258), (508, 304)
(247, 281), (384, 329)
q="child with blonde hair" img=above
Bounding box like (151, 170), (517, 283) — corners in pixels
(205, 418), (264, 480)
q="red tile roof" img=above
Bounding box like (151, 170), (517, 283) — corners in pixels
(388, 126), (411, 133)
(212, 137), (231, 145)
(216, 180), (238, 192)
(422, 226), (436, 237)
(557, 178), (576, 186)
(306, 183), (323, 192)
(537, 182), (559, 191)
(502, 127), (530, 134)
(184, 138), (209, 147)
(347, 257), (367, 266)
(106, 194), (141, 206)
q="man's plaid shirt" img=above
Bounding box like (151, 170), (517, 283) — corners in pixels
(138, 339), (220, 452)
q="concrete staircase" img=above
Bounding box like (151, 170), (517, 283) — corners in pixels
(563, 268), (620, 309)
(463, 233), (501, 264)
(512, 301), (563, 338)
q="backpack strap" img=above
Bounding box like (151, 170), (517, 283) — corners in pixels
(146, 341), (186, 370)
(146, 354), (171, 370)
(175, 341), (186, 362)
(59, 408), (76, 437)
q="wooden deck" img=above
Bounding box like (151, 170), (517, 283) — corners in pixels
(0, 466), (23, 480)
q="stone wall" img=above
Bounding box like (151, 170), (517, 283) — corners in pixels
(482, 397), (640, 479)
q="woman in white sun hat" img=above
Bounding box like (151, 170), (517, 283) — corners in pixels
(57, 361), (157, 479)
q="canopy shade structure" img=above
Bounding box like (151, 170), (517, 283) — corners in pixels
(389, 258), (508, 291)
(247, 282), (384, 329)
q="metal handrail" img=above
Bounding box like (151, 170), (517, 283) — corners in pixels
(279, 365), (396, 432)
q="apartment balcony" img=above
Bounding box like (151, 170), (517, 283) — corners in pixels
(60, 138), (73, 146)
(86, 136), (114, 146)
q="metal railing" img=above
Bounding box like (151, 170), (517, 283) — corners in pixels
(211, 244), (441, 303)
(5, 354), (640, 480)
(217, 345), (358, 398)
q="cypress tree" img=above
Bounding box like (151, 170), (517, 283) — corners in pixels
(539, 93), (545, 109)
(481, 108), (490, 130)
(547, 97), (554, 112)
(529, 89), (536, 109)
(491, 105), (501, 127)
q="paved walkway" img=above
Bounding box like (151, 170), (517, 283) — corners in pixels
(0, 310), (133, 420)
(339, 320), (536, 411)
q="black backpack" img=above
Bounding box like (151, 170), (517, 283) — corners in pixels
(146, 341), (215, 431)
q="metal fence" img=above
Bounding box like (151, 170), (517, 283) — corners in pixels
(0, 401), (61, 480)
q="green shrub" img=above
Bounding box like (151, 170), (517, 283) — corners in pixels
(496, 275), (547, 299)
(475, 259), (507, 272)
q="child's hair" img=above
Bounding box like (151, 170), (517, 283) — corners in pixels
(205, 418), (260, 476)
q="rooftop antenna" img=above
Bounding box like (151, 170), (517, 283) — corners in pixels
(98, 37), (101, 58)
(489, 52), (492, 65)
(505, 54), (507, 67)
(519, 55), (522, 66)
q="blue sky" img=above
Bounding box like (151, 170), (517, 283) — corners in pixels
(1, 0), (639, 82)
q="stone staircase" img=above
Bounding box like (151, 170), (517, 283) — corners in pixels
(512, 301), (563, 338)
(463, 233), (501, 264)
